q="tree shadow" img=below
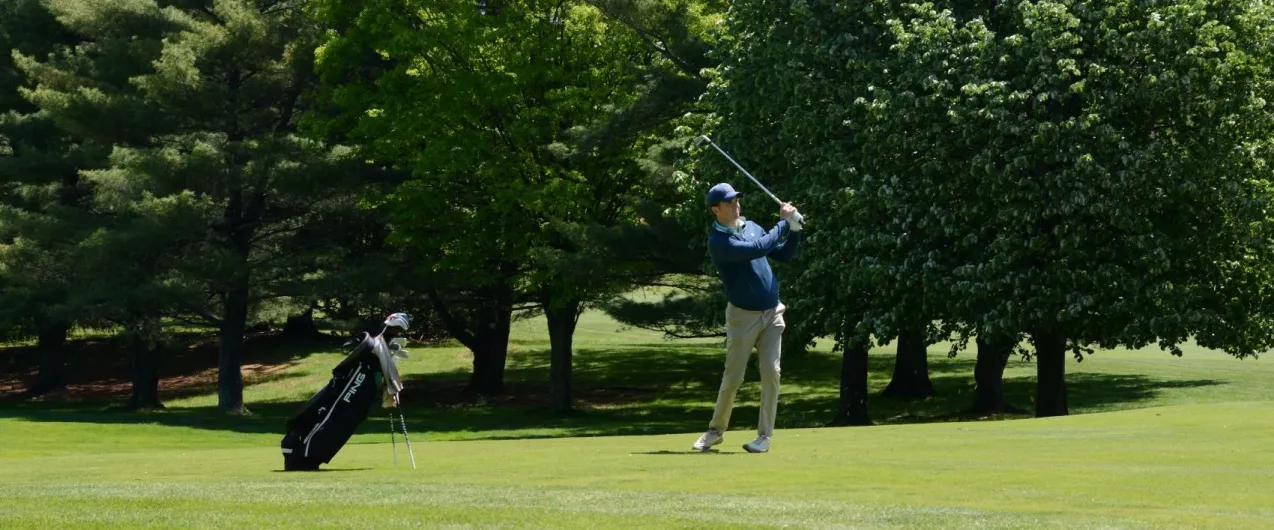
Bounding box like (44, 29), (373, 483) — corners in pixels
(0, 332), (344, 404)
(0, 339), (1227, 440)
(269, 468), (373, 473)
(0, 399), (327, 435)
(765, 372), (1225, 427)
(630, 450), (745, 456)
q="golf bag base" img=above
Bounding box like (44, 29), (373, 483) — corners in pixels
(282, 453), (321, 471)
(280, 332), (384, 471)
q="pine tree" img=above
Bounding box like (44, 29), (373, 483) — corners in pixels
(0, 0), (104, 395)
(19, 0), (373, 414)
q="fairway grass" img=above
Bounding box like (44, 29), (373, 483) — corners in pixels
(3, 308), (1274, 528)
(2, 402), (1272, 529)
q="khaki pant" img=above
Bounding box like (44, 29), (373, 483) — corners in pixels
(709, 302), (785, 437)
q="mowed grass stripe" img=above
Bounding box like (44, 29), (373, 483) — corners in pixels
(2, 402), (1271, 529)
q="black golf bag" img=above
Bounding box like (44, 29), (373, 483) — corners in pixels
(281, 332), (385, 471)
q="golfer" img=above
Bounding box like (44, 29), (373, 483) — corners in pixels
(693, 182), (802, 453)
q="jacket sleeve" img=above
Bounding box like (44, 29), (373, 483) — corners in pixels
(709, 220), (790, 264)
(769, 230), (802, 262)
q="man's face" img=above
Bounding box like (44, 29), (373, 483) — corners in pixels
(711, 196), (741, 225)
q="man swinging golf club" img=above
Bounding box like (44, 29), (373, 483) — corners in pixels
(693, 182), (803, 453)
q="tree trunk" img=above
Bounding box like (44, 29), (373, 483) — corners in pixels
(881, 327), (934, 399)
(218, 275), (251, 415)
(546, 297), (581, 414)
(467, 323), (512, 397)
(469, 340), (495, 397)
(466, 286), (514, 397)
(281, 306), (321, 341)
(28, 167), (82, 397)
(469, 307), (512, 397)
(971, 334), (1013, 414)
(833, 336), (872, 426)
(1031, 327), (1068, 417)
(125, 317), (163, 411)
(27, 320), (71, 396)
(218, 118), (259, 415)
(429, 282), (515, 399)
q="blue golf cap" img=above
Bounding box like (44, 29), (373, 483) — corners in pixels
(706, 183), (742, 206)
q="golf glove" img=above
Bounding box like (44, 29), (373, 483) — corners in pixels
(789, 211), (804, 232)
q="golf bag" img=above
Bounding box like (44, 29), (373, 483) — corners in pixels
(280, 332), (386, 471)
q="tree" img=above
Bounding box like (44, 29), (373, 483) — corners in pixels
(309, 0), (680, 410)
(271, 163), (428, 341)
(0, 0), (96, 396)
(67, 194), (209, 410)
(715, 0), (1274, 419)
(10, 0), (225, 408)
(875, 0), (1274, 416)
(19, 0), (377, 414)
(573, 0), (719, 151)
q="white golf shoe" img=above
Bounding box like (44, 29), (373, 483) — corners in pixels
(692, 428), (723, 452)
(743, 435), (771, 453)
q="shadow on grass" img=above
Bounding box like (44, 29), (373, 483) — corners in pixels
(0, 339), (1226, 441)
(269, 468), (373, 473)
(0, 332), (344, 404)
(630, 450), (744, 456)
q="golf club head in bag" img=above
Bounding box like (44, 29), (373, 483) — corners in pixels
(694, 134), (805, 226)
(378, 312), (416, 469)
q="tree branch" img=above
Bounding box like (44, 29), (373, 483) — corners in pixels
(426, 286), (478, 349)
(581, 0), (703, 79)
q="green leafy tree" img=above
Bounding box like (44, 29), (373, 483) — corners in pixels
(309, 0), (692, 411)
(721, 0), (1274, 419)
(872, 0), (1274, 416)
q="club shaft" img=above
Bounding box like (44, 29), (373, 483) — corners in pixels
(389, 411), (398, 465)
(699, 135), (806, 225)
(702, 139), (783, 205)
(396, 404), (417, 469)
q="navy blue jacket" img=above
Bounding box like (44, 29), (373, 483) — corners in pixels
(707, 219), (802, 311)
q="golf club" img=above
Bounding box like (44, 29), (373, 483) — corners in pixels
(396, 402), (417, 469)
(695, 135), (805, 225)
(389, 408), (399, 466)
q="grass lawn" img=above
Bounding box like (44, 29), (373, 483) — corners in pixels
(2, 308), (1273, 528)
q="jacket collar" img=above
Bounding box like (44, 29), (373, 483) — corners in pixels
(713, 217), (746, 235)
